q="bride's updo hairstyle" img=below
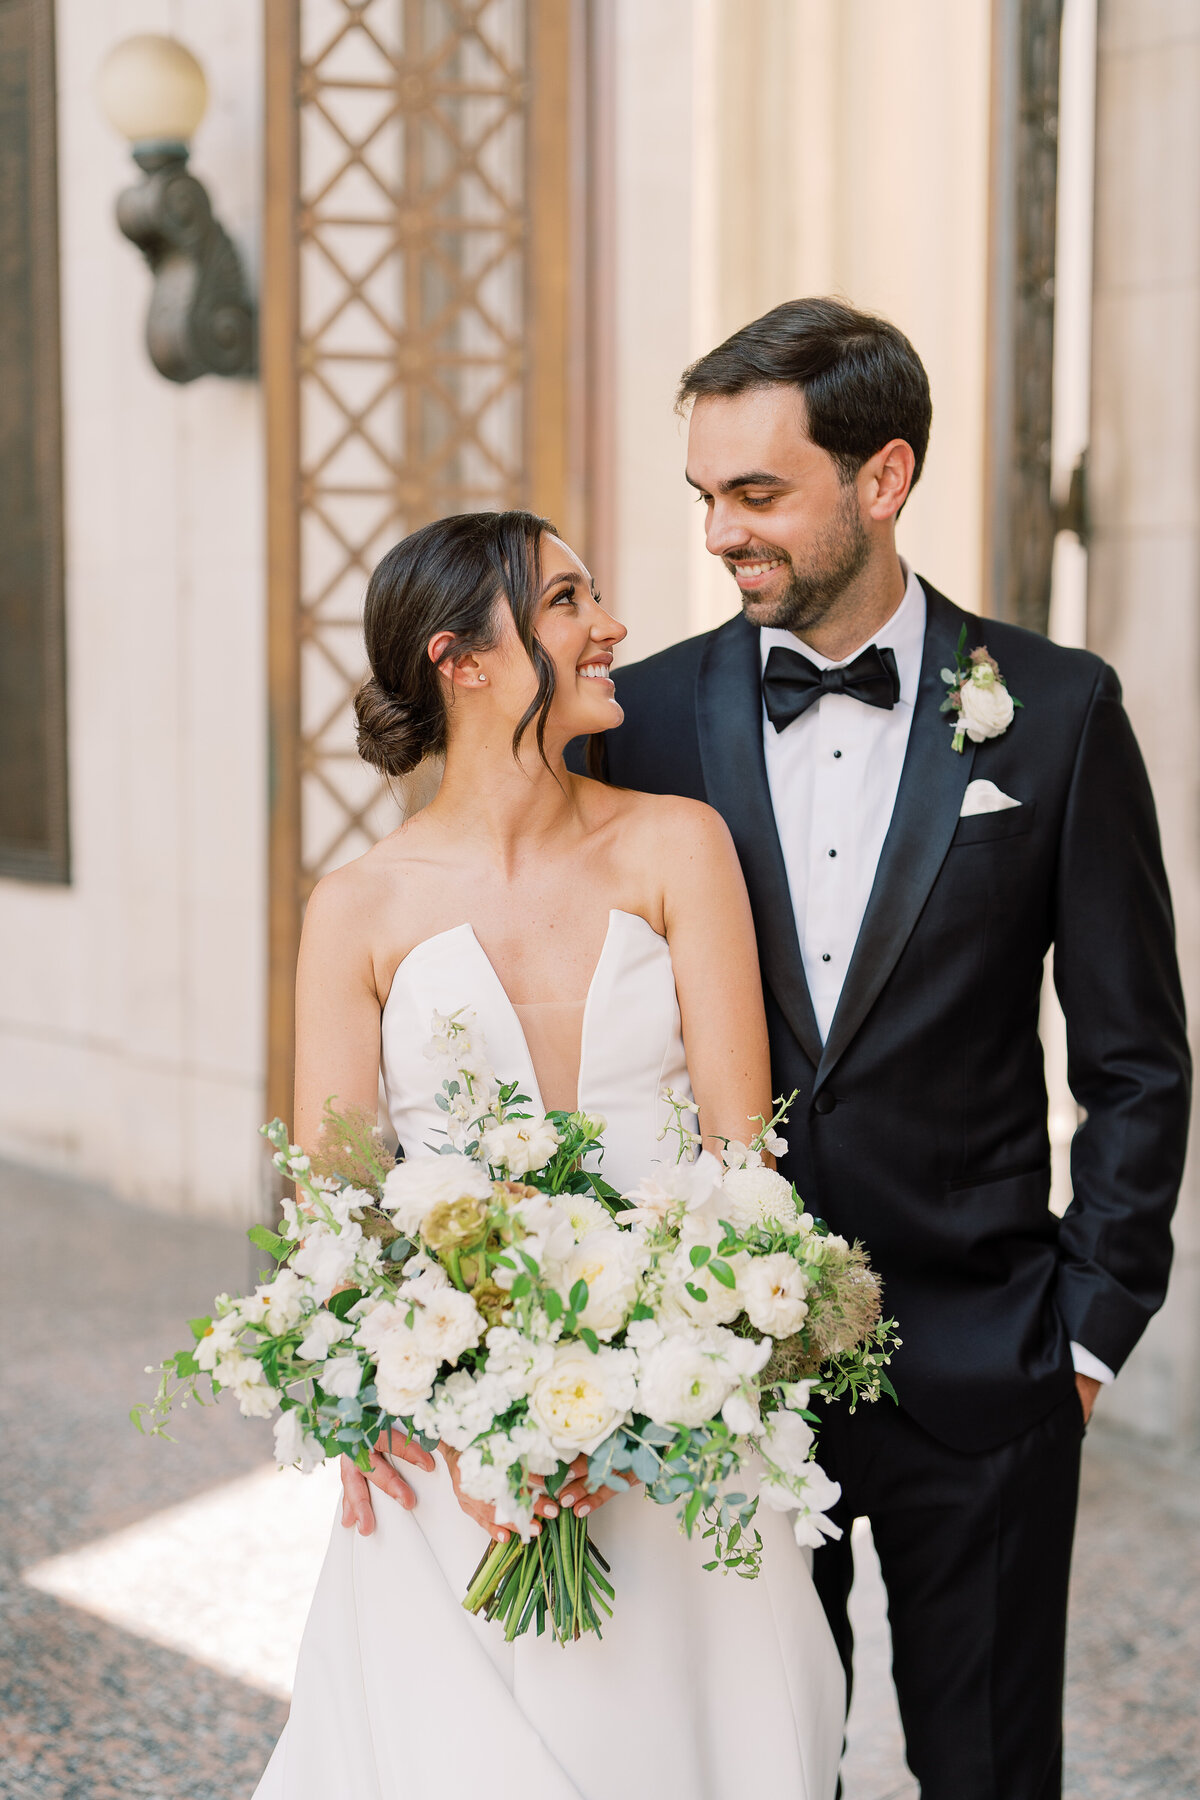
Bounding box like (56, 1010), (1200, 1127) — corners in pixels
(355, 508), (555, 777)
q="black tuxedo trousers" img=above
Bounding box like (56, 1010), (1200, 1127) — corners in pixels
(571, 582), (1190, 1798)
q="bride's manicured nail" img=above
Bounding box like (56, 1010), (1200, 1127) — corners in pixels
(577, 1504), (591, 1517)
(543, 1502), (559, 1517)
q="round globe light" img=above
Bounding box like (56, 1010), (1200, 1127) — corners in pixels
(97, 34), (208, 146)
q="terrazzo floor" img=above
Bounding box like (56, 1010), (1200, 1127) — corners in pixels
(1, 1158), (1196, 1799)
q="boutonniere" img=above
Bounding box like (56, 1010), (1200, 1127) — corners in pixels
(939, 626), (1023, 754)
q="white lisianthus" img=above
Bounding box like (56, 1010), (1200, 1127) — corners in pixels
(273, 1407), (325, 1473)
(374, 1330), (440, 1415)
(558, 1229), (645, 1338)
(219, 1355), (281, 1418)
(553, 1192), (611, 1242)
(739, 1252), (810, 1337)
(719, 1166), (801, 1232)
(957, 666), (1015, 742)
(383, 1153), (492, 1235)
(482, 1116), (561, 1177)
(527, 1343), (637, 1456)
(622, 1150), (721, 1228)
(297, 1309), (349, 1362)
(635, 1327), (740, 1428)
(721, 1387), (764, 1437)
(763, 1405), (816, 1474)
(412, 1287), (484, 1364)
(320, 1353), (364, 1398)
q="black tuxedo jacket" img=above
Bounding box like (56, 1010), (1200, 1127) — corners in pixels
(578, 581), (1191, 1451)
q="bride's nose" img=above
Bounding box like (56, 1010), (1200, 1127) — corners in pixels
(592, 606), (626, 647)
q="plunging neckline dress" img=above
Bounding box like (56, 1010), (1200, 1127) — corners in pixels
(253, 910), (844, 1800)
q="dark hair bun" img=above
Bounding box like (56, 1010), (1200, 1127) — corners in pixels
(353, 674), (440, 778)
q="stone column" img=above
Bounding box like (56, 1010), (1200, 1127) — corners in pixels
(1087, 0), (1200, 1445)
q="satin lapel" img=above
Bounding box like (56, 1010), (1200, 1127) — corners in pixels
(816, 585), (978, 1085)
(695, 616), (824, 1069)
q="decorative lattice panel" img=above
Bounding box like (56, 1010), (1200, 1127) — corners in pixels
(294, 0), (528, 882)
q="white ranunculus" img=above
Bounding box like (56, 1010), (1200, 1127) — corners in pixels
(527, 1343), (637, 1456)
(558, 1230), (644, 1338)
(374, 1330), (439, 1415)
(481, 1116), (561, 1177)
(383, 1153), (492, 1235)
(320, 1353), (364, 1398)
(958, 668), (1014, 742)
(635, 1328), (739, 1428)
(739, 1252), (810, 1337)
(719, 1167), (801, 1232)
(412, 1287), (484, 1364)
(296, 1309), (350, 1362)
(622, 1150), (722, 1228)
(273, 1407), (325, 1473)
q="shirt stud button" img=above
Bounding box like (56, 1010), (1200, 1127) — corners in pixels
(821, 953), (831, 963)
(828, 848), (837, 858)
(833, 749), (842, 759)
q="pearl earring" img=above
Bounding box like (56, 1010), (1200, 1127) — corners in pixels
(477, 673), (486, 683)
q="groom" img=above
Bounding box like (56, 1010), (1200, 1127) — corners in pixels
(578, 298), (1191, 1798)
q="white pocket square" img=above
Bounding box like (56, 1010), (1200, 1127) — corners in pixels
(960, 779), (1021, 817)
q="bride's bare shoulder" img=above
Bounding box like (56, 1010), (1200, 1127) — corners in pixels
(583, 778), (732, 849)
(300, 824), (419, 943)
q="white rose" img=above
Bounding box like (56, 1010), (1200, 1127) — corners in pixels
(297, 1309), (350, 1362)
(558, 1230), (644, 1338)
(273, 1408), (325, 1472)
(411, 1287), (484, 1364)
(526, 1343), (637, 1455)
(481, 1116), (561, 1177)
(958, 669), (1014, 742)
(635, 1328), (739, 1428)
(739, 1252), (810, 1337)
(374, 1330), (439, 1414)
(320, 1353), (364, 1398)
(383, 1153), (492, 1235)
(719, 1167), (801, 1232)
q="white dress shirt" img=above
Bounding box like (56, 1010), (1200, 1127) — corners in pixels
(759, 562), (1113, 1387)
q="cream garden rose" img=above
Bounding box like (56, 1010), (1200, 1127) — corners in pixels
(957, 665), (1015, 742)
(481, 1116), (562, 1178)
(526, 1343), (637, 1455)
(558, 1229), (645, 1338)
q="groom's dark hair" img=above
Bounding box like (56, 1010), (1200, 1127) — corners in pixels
(677, 296), (932, 487)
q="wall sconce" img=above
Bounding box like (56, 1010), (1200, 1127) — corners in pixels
(98, 34), (256, 384)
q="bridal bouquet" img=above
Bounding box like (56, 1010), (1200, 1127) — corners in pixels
(136, 1012), (897, 1644)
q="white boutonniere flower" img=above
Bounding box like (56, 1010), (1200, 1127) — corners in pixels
(940, 626), (1022, 753)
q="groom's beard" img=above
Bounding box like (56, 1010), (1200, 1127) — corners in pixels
(725, 486), (871, 633)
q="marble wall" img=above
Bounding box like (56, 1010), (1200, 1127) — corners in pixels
(0, 0), (266, 1221)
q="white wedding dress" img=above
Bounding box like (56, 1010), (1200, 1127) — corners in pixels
(254, 909), (844, 1800)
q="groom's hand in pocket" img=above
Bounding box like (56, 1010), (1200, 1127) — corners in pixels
(339, 1430), (436, 1535)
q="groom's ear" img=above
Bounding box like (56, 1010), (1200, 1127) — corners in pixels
(862, 438), (916, 522)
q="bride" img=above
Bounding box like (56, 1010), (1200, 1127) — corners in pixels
(254, 509), (844, 1800)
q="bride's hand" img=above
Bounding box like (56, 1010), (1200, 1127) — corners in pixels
(441, 1445), (562, 1544)
(340, 1428), (436, 1535)
(557, 1453), (638, 1518)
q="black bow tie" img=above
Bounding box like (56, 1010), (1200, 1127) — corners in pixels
(762, 642), (901, 733)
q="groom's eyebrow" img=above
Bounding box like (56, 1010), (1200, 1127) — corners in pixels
(685, 470), (787, 493)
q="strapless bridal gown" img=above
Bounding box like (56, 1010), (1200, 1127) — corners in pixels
(254, 910), (844, 1800)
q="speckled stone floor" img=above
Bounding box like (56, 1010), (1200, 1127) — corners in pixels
(1, 1158), (1197, 1799)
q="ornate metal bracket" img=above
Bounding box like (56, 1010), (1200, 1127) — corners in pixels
(115, 143), (256, 383)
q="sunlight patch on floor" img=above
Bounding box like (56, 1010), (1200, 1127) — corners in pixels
(23, 1462), (339, 1699)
